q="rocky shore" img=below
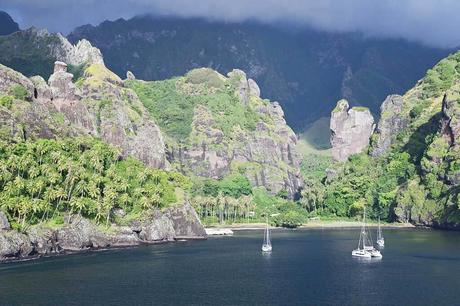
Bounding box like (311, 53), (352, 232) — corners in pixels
(0, 203), (206, 263)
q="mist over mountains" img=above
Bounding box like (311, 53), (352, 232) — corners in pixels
(0, 11), (452, 131)
(68, 15), (450, 130)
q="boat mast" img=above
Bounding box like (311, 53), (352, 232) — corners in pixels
(265, 217), (271, 246)
(362, 206), (368, 249)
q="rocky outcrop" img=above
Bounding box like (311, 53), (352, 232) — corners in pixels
(30, 75), (52, 100)
(172, 74), (303, 198)
(48, 61), (79, 100)
(370, 95), (408, 156)
(126, 71), (136, 80)
(0, 211), (10, 231)
(0, 231), (33, 260)
(80, 63), (166, 168)
(0, 64), (34, 100)
(227, 69), (260, 105)
(1, 60), (166, 168)
(441, 93), (460, 185)
(65, 39), (105, 66)
(330, 99), (375, 161)
(166, 202), (207, 238)
(0, 203), (206, 262)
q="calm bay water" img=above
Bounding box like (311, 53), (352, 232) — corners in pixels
(1, 228), (459, 306)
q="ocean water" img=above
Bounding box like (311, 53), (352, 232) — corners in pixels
(0, 228), (459, 306)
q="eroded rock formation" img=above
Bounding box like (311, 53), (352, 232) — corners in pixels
(0, 203), (206, 261)
(0, 211), (10, 231)
(441, 93), (460, 185)
(170, 73), (303, 198)
(370, 95), (408, 156)
(330, 99), (375, 162)
(0, 56), (166, 168)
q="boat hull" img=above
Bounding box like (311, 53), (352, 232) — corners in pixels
(262, 244), (272, 252)
(352, 249), (371, 258)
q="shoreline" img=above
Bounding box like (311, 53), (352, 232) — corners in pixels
(0, 237), (206, 265)
(205, 220), (415, 231)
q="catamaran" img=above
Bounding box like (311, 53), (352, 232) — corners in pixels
(261, 219), (272, 252)
(376, 217), (385, 247)
(352, 208), (382, 258)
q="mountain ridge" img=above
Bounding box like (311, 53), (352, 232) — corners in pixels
(67, 15), (451, 131)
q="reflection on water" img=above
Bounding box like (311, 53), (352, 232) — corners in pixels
(0, 228), (459, 306)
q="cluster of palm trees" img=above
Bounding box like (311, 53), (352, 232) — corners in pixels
(191, 194), (254, 223)
(0, 137), (187, 229)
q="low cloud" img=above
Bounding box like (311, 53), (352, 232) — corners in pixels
(1, 0), (459, 48)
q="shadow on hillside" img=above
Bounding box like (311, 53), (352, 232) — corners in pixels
(402, 112), (442, 167)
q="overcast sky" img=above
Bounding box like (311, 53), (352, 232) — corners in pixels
(1, 0), (459, 48)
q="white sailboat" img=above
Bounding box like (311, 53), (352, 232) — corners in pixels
(261, 219), (272, 252)
(377, 217), (385, 247)
(352, 207), (382, 258)
(352, 217), (372, 258)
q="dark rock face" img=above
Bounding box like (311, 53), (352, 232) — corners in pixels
(139, 202), (207, 241)
(172, 73), (303, 198)
(0, 231), (33, 260)
(0, 11), (19, 36)
(0, 211), (10, 230)
(27, 227), (60, 255)
(0, 203), (206, 262)
(56, 217), (109, 251)
(165, 202), (207, 238)
(30, 76), (52, 100)
(441, 93), (460, 186)
(330, 99), (375, 162)
(370, 95), (408, 156)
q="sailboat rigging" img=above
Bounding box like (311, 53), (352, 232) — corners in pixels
(262, 218), (272, 252)
(377, 217), (385, 247)
(352, 207), (382, 258)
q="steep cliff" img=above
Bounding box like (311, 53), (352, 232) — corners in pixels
(323, 51), (460, 229)
(127, 68), (303, 198)
(0, 27), (103, 79)
(330, 99), (375, 161)
(370, 95), (408, 157)
(0, 53), (166, 168)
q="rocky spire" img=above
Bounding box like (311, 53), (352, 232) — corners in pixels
(48, 61), (78, 100)
(227, 69), (261, 105)
(370, 94), (408, 157)
(330, 99), (375, 162)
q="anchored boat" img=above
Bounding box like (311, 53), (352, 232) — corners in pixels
(262, 219), (272, 252)
(377, 217), (385, 247)
(352, 207), (382, 258)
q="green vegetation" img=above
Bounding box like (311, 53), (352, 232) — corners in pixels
(352, 106), (370, 112)
(0, 137), (189, 230)
(421, 52), (460, 99)
(126, 75), (265, 141)
(9, 84), (28, 100)
(298, 117), (332, 152)
(191, 176), (308, 227)
(68, 63), (87, 82)
(0, 95), (13, 109)
(185, 68), (225, 88)
(296, 51), (460, 226)
(0, 29), (62, 78)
